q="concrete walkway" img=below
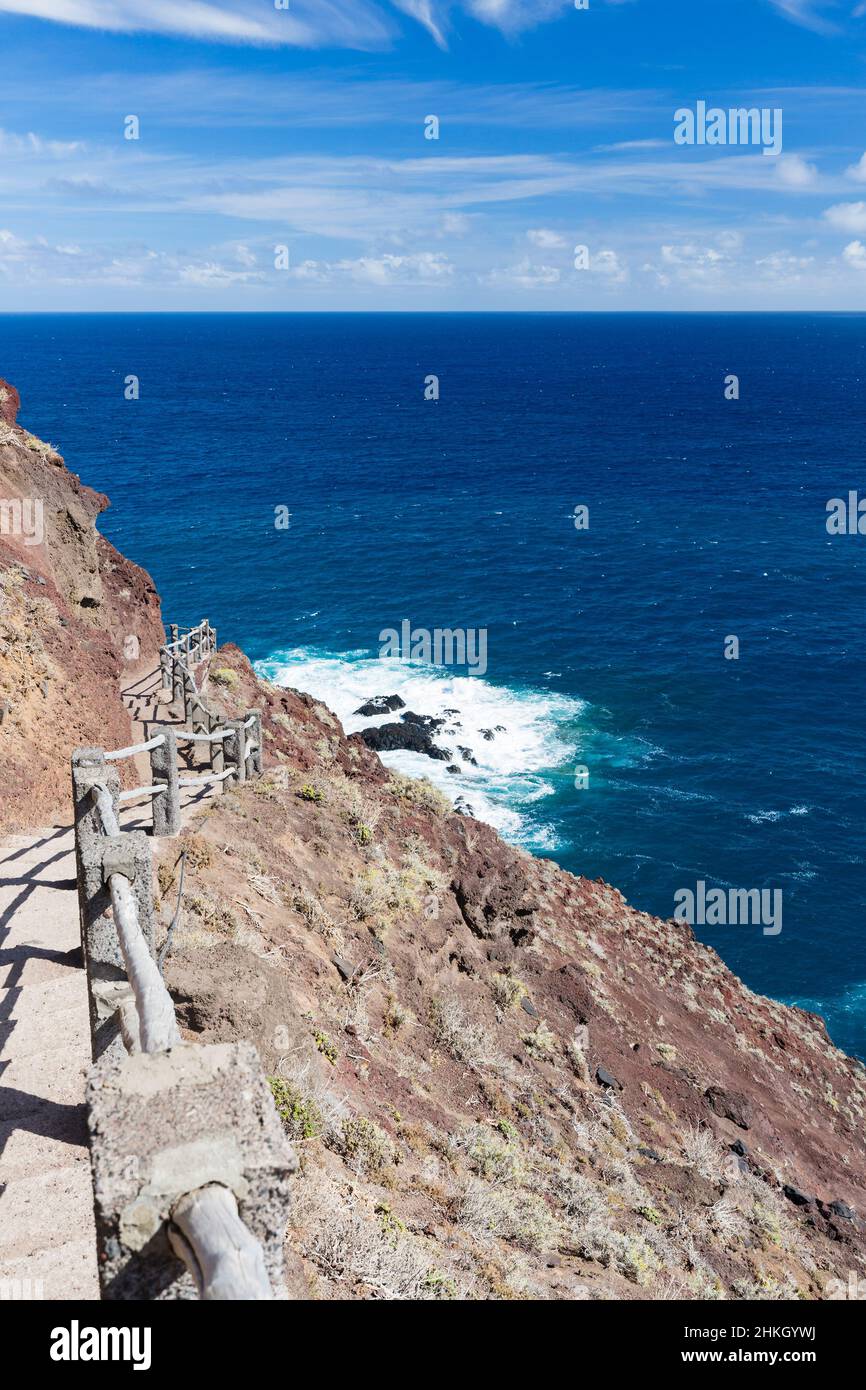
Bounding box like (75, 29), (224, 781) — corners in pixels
(0, 822), (99, 1299)
(0, 661), (217, 1300)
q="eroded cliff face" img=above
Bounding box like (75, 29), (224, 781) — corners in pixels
(157, 646), (866, 1302)
(0, 380), (163, 834)
(3, 383), (865, 1301)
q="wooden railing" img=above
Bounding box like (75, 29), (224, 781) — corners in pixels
(70, 620), (295, 1301)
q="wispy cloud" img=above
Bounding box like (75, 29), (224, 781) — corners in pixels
(0, 0), (638, 49)
(0, 0), (397, 48)
(0, 67), (659, 131)
(766, 1), (863, 35)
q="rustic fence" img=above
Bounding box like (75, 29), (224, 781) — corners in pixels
(71, 619), (295, 1301)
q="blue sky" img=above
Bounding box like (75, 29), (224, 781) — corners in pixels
(2, 0), (866, 308)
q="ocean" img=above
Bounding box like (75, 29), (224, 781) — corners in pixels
(3, 311), (864, 1059)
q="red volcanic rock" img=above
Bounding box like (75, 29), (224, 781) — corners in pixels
(0, 378), (20, 426)
(0, 381), (165, 834)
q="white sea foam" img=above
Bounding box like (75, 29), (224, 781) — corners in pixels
(255, 646), (586, 850)
(746, 805), (812, 825)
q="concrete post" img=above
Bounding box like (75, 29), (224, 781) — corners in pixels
(244, 711), (263, 779)
(224, 719), (247, 788)
(182, 668), (195, 724)
(169, 626), (183, 707)
(210, 710), (225, 781)
(190, 698), (209, 770)
(150, 729), (180, 836)
(72, 752), (156, 1060)
(159, 646), (171, 692)
(86, 1041), (297, 1300)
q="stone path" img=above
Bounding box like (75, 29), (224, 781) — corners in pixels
(0, 660), (217, 1300)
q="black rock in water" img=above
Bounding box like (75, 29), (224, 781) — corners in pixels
(354, 695), (406, 717)
(361, 721), (451, 761)
(401, 711), (445, 731)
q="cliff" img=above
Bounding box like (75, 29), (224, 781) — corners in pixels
(0, 380), (163, 835)
(2, 382), (864, 1301)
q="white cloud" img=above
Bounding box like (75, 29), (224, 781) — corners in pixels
(439, 212), (472, 236)
(390, 0), (448, 47)
(0, 126), (82, 157)
(591, 248), (627, 282)
(178, 260), (262, 286)
(483, 257), (562, 289)
(754, 250), (815, 280)
(842, 238), (866, 269)
(329, 251), (455, 284)
(0, 0), (619, 47)
(775, 153), (818, 188)
(0, 0), (397, 48)
(644, 238), (738, 289)
(527, 227), (567, 249)
(824, 200), (866, 232)
(0, 226), (267, 290)
(845, 152), (866, 182)
(767, 1), (844, 34)
(231, 243), (257, 268)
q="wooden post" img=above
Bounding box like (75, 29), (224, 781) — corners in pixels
(169, 1185), (274, 1301)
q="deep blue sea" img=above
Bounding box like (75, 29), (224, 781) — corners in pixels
(3, 313), (864, 1059)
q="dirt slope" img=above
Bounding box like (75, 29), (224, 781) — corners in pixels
(156, 645), (866, 1301)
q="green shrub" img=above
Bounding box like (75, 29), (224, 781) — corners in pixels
(211, 667), (238, 688)
(298, 784), (324, 803)
(314, 1030), (338, 1064)
(268, 1077), (323, 1141)
(333, 1116), (395, 1175)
